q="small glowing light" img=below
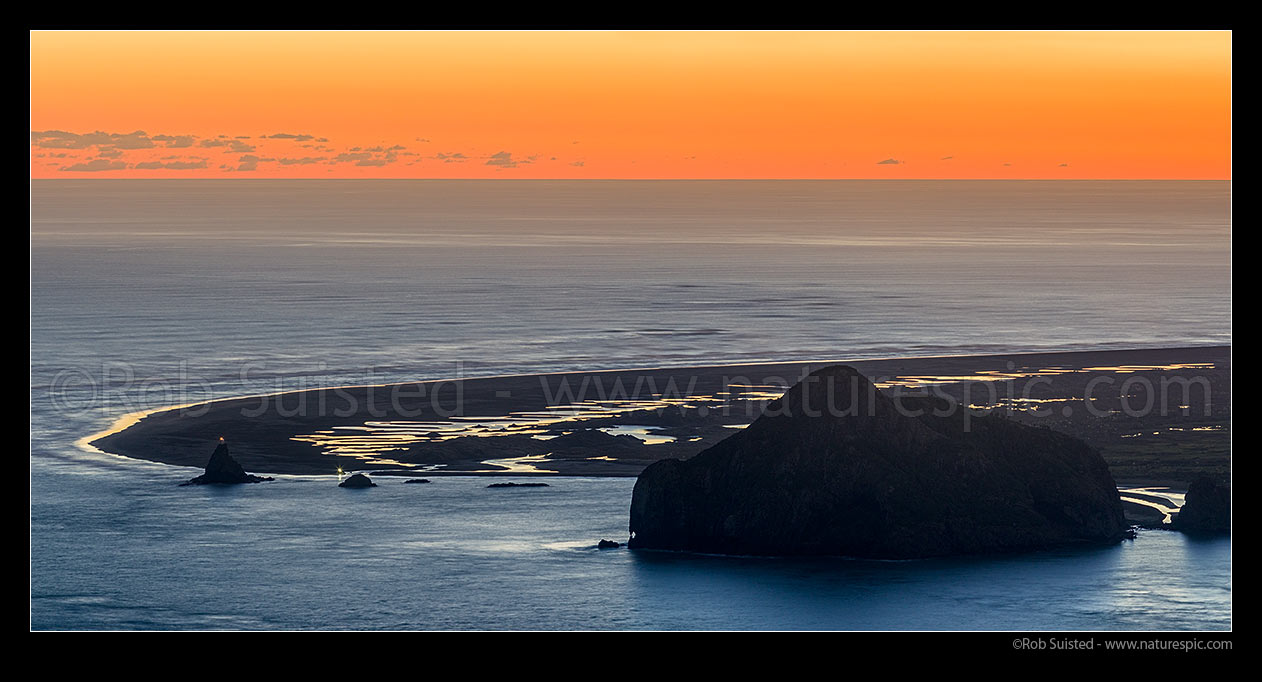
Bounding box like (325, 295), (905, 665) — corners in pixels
(219, 436), (225, 442)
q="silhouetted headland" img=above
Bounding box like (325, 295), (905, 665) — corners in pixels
(94, 346), (1228, 487)
(1173, 477), (1231, 534)
(628, 365), (1127, 559)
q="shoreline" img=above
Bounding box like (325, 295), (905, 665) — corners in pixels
(88, 345), (1230, 486)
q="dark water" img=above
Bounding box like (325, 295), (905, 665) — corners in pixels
(30, 180), (1231, 630)
(30, 472), (1231, 631)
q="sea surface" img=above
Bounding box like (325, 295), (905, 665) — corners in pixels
(30, 180), (1231, 630)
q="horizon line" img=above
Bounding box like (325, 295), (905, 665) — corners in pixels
(28, 176), (1233, 182)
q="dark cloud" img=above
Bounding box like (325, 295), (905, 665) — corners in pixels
(151, 134), (195, 148)
(195, 133), (247, 149)
(60, 158), (128, 172)
(35, 129), (457, 173)
(941, 156), (954, 160)
(486, 151), (535, 168)
(353, 145), (407, 153)
(1059, 163), (1069, 167)
(486, 151), (514, 167)
(133, 159), (210, 170)
(32, 130), (156, 150)
(329, 150), (397, 166)
(235, 154), (275, 172)
(570, 161), (585, 167)
(105, 137), (157, 150)
(31, 130), (96, 149)
(1003, 163), (1012, 167)
(876, 158), (902, 165)
(199, 138), (254, 152)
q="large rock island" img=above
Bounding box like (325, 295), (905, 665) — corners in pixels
(628, 365), (1126, 559)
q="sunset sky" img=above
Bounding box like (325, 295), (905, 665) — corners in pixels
(30, 30), (1231, 179)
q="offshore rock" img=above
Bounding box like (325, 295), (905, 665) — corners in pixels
(180, 441), (273, 486)
(338, 473), (377, 488)
(628, 365), (1126, 559)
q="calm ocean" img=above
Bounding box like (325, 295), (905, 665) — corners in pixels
(30, 180), (1231, 630)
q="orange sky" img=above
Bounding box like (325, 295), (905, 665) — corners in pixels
(29, 30), (1231, 179)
